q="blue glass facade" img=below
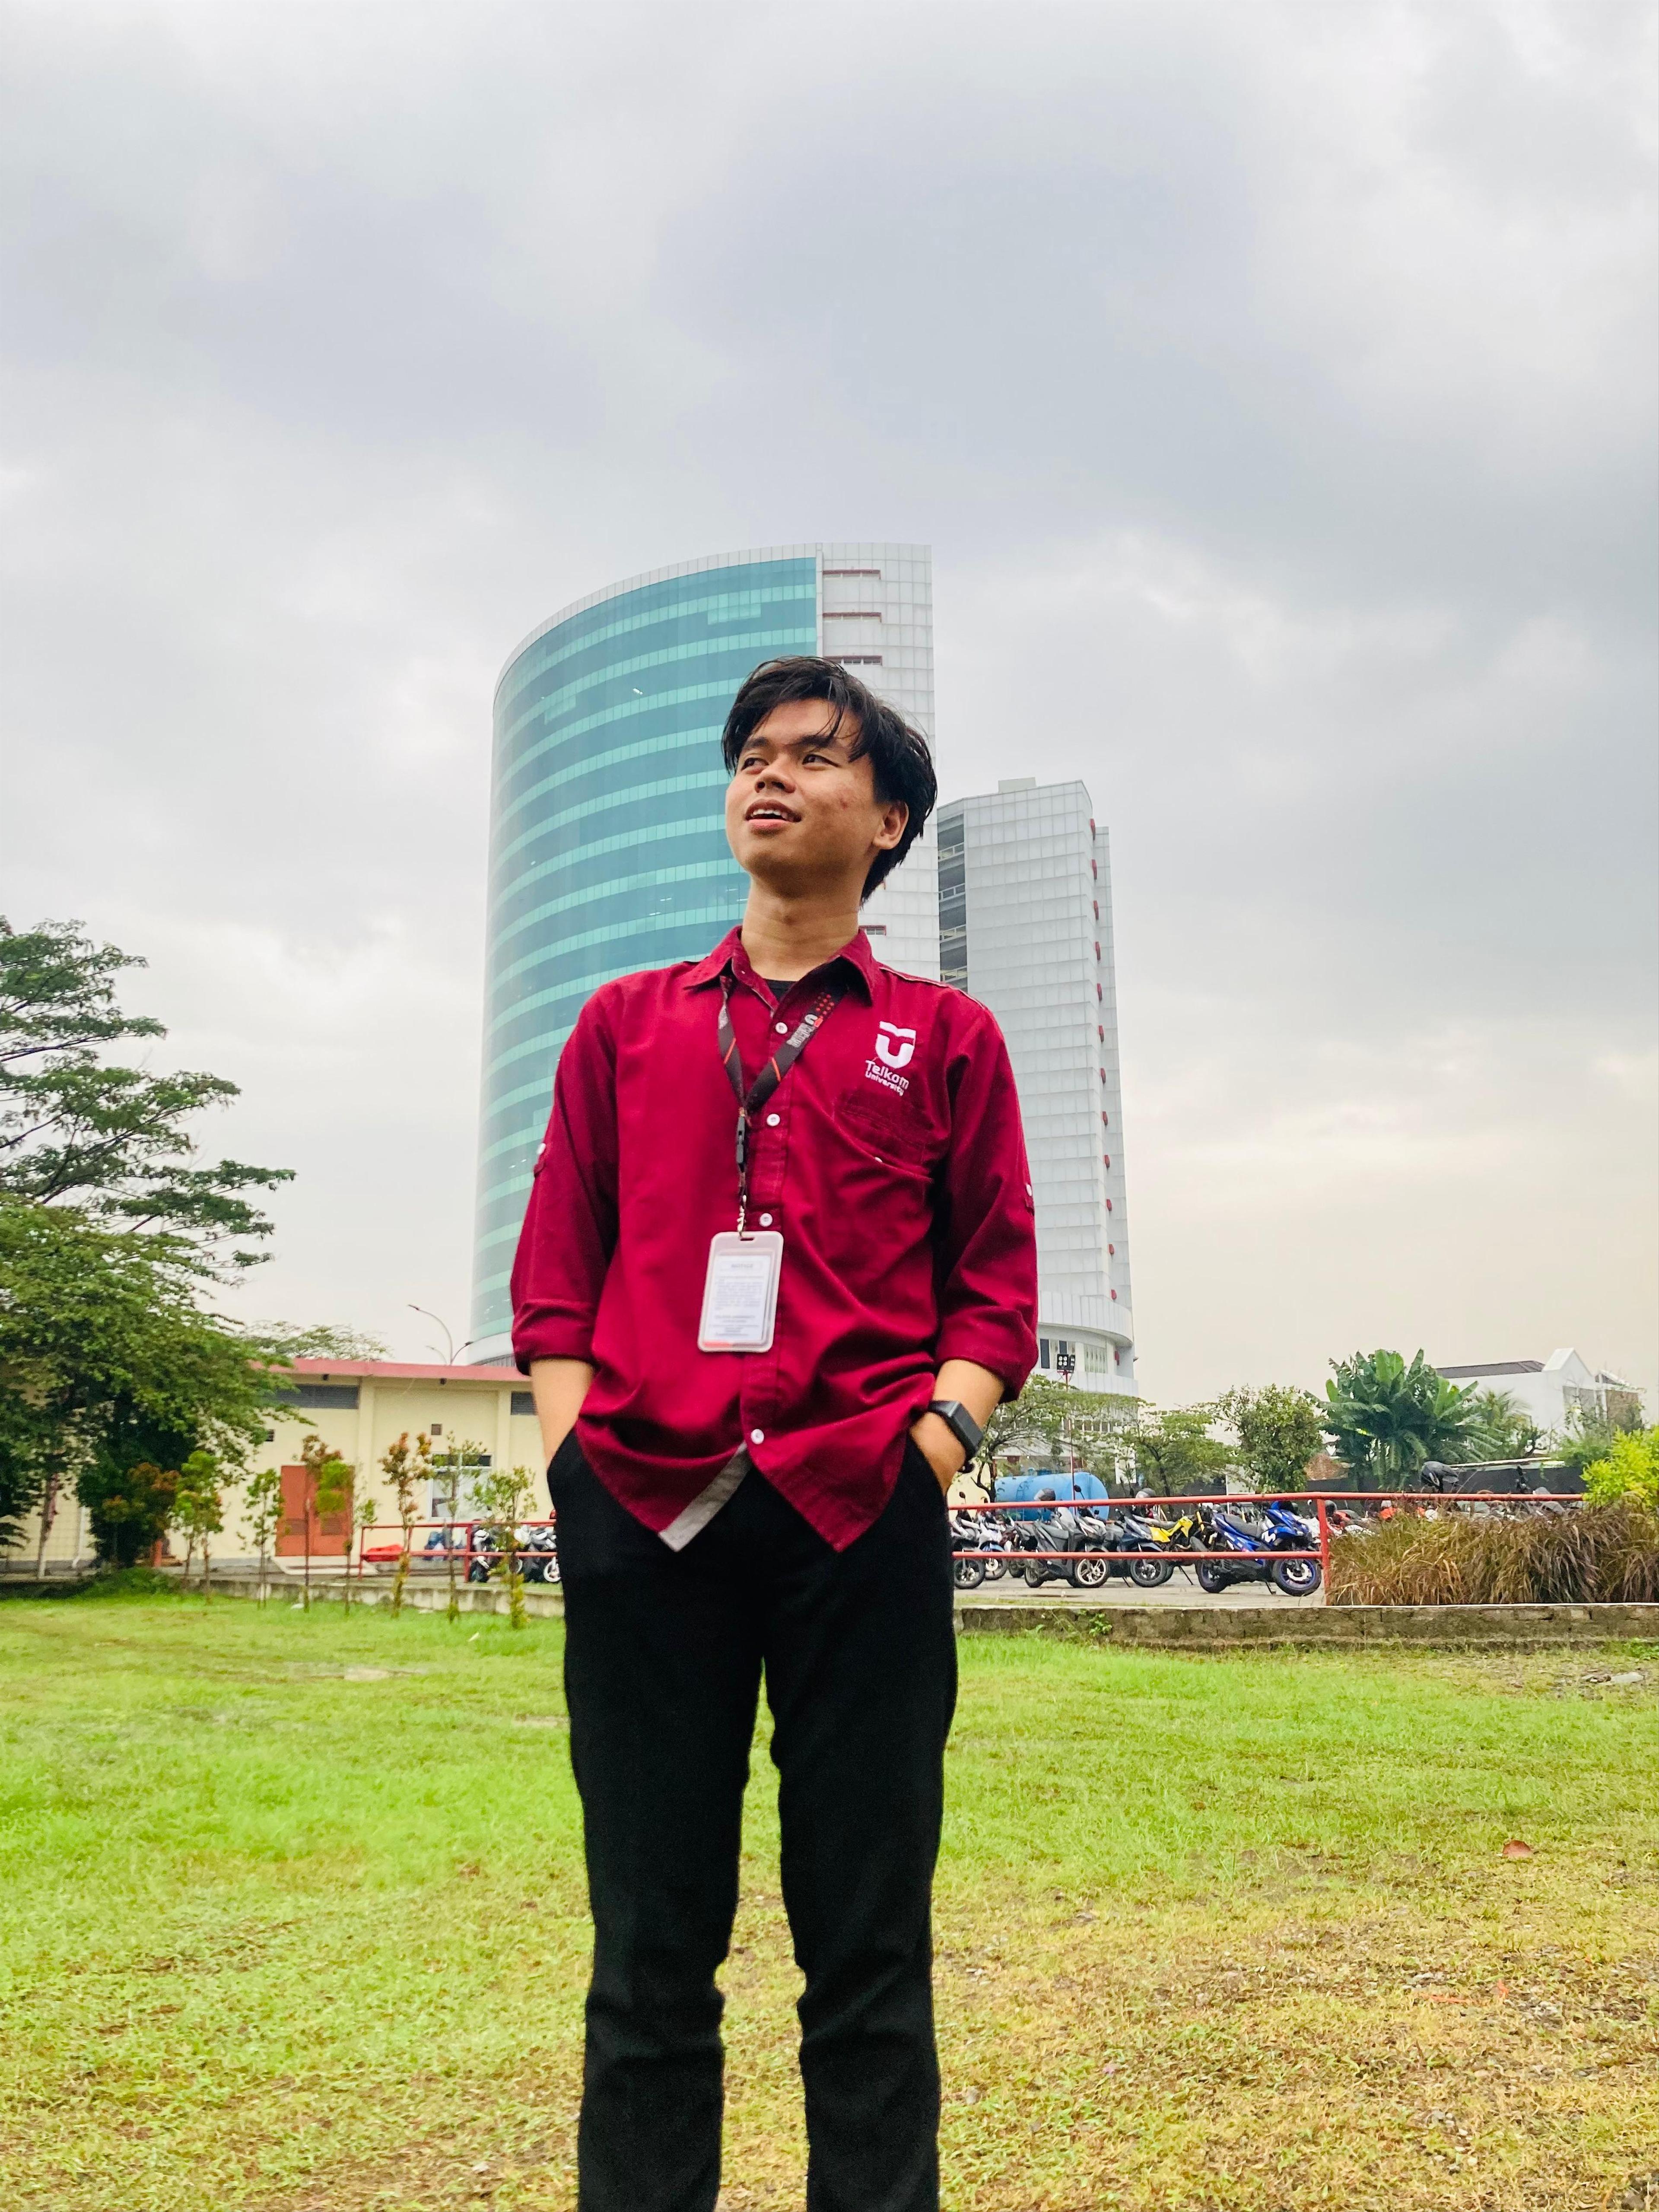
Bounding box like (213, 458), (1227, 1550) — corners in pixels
(470, 557), (819, 1346)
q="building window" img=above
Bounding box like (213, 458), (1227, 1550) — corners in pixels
(511, 1392), (535, 1417)
(828, 654), (884, 666)
(823, 567), (881, 577)
(822, 610), (884, 620)
(273, 1382), (361, 1409)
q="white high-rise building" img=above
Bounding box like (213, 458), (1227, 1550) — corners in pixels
(938, 778), (1135, 1394)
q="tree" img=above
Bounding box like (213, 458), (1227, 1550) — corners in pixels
(1323, 1349), (1484, 1488)
(1553, 1400), (1644, 1481)
(0, 918), (291, 1272)
(353, 1493), (378, 1605)
(1125, 1405), (1231, 1497)
(1465, 1389), (1542, 1461)
(973, 1375), (1136, 1492)
(244, 1466), (283, 1601)
(78, 1460), (179, 1570)
(1582, 1427), (1659, 1513)
(1217, 1385), (1326, 1494)
(296, 1433), (352, 1611)
(313, 1450), (355, 1586)
(0, 1201), (280, 1571)
(173, 1449), (224, 1594)
(472, 1463), (537, 1630)
(380, 1430), (433, 1616)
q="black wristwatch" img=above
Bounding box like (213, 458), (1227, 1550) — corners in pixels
(927, 1398), (983, 1460)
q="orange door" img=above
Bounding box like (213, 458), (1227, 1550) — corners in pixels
(276, 1465), (352, 1556)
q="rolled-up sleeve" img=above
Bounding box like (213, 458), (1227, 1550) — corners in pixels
(509, 992), (620, 1371)
(932, 1008), (1039, 1397)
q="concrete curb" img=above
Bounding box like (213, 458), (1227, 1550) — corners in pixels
(955, 1600), (1659, 1646)
(192, 1573), (567, 1621)
(37, 1573), (1659, 1647)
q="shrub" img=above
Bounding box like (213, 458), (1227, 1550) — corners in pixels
(1329, 1500), (1659, 1607)
(1582, 1426), (1659, 1513)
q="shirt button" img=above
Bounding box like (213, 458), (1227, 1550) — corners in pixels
(765, 1112), (780, 1126)
(775, 1021), (788, 1034)
(750, 1428), (765, 1445)
(759, 1213), (773, 1227)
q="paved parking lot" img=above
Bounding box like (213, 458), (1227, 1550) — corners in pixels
(964, 1571), (1324, 1608)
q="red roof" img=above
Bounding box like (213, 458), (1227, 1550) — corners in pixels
(284, 1357), (522, 1384)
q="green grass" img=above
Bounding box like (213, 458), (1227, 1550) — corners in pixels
(1, 1592), (1655, 2211)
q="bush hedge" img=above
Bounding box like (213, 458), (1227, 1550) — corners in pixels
(1329, 1500), (1659, 1607)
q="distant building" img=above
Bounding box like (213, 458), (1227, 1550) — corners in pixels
(5, 1359), (543, 1576)
(470, 543), (938, 1363)
(1435, 1350), (1643, 1439)
(938, 777), (1134, 1394)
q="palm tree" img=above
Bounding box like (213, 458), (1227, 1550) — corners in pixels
(1324, 1350), (1484, 1488)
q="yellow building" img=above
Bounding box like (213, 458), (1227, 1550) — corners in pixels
(10, 1359), (546, 1574)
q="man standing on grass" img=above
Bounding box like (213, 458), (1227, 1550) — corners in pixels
(512, 656), (1038, 2212)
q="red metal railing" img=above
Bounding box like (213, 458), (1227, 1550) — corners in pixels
(944, 1490), (1584, 1584)
(353, 1517), (559, 1577)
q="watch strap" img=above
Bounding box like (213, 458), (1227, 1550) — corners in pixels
(928, 1398), (983, 1459)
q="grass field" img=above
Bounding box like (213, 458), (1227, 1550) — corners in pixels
(0, 1590), (1654, 2212)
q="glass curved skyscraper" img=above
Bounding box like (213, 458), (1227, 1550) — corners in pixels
(469, 543), (936, 1359)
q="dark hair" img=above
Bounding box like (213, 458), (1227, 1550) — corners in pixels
(721, 656), (937, 899)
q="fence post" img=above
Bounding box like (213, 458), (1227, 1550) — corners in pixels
(1316, 1494), (1332, 1588)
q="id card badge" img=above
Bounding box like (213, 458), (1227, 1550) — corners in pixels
(697, 1231), (783, 1354)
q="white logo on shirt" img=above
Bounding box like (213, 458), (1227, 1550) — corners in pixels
(874, 1021), (916, 1070)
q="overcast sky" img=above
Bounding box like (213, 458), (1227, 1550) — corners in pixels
(3, 0), (1655, 1408)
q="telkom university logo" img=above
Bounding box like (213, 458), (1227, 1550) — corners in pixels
(874, 1022), (916, 1070)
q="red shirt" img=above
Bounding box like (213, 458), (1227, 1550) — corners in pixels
(510, 926), (1038, 1548)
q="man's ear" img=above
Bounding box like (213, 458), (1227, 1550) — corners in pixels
(873, 800), (908, 853)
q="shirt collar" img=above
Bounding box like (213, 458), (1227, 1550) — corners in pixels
(684, 923), (880, 1003)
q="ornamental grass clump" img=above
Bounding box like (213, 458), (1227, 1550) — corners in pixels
(1329, 1500), (1659, 1607)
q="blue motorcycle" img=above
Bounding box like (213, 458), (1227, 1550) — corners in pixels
(1195, 1500), (1322, 1597)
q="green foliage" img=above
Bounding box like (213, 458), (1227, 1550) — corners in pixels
(1464, 1388), (1543, 1460)
(0, 917), (292, 1271)
(0, 1199), (289, 1563)
(258, 1321), (391, 1362)
(1125, 1405), (1231, 1497)
(1582, 1427), (1659, 1513)
(1330, 1498), (1659, 1605)
(242, 1467), (284, 1594)
(433, 1437), (488, 1621)
(172, 1449), (225, 1589)
(1217, 1384), (1325, 1494)
(471, 1463), (537, 1629)
(1323, 1348), (1484, 1486)
(380, 1430), (433, 1616)
(77, 1461), (180, 1570)
(977, 1375), (1136, 1489)
(1553, 1399), (1645, 1481)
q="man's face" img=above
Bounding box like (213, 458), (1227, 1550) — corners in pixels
(725, 698), (907, 893)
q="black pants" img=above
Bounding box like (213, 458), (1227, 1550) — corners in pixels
(550, 1431), (958, 2212)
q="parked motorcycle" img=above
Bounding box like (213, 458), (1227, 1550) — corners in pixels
(1194, 1500), (1322, 1596)
(524, 1524), (560, 1584)
(951, 1512), (997, 1590)
(1106, 1508), (1203, 1589)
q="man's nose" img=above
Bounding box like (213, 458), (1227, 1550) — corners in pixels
(755, 759), (796, 789)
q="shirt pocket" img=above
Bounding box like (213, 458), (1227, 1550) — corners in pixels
(833, 1090), (942, 1183)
